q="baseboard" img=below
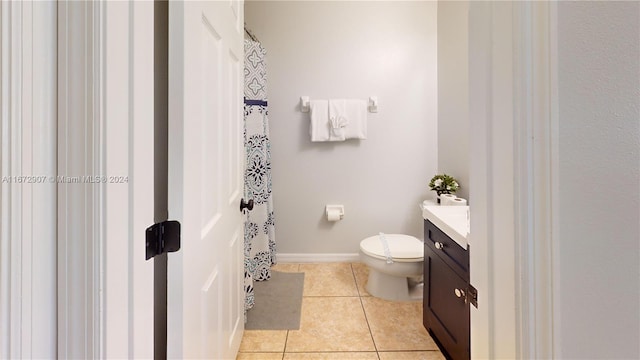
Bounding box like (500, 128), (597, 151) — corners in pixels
(276, 253), (360, 263)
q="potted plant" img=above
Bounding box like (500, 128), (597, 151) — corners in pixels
(429, 174), (459, 203)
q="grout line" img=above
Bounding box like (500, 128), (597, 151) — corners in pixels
(351, 263), (380, 358)
(351, 262), (363, 297)
(301, 295), (362, 298)
(282, 351), (380, 353)
(281, 330), (289, 360)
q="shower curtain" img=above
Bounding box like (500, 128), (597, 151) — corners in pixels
(243, 39), (276, 312)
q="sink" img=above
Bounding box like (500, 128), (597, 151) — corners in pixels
(421, 205), (470, 249)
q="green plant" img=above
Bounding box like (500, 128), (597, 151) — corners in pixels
(429, 174), (459, 195)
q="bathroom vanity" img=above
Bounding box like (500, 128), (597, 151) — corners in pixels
(422, 206), (473, 360)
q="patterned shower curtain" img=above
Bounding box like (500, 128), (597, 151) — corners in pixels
(243, 39), (276, 312)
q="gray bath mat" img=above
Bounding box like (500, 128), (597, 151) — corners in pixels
(245, 271), (305, 330)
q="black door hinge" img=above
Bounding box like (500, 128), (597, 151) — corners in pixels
(145, 220), (181, 260)
(468, 284), (478, 308)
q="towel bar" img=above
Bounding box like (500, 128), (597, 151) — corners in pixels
(368, 97), (378, 113)
(300, 96), (378, 113)
(300, 96), (310, 112)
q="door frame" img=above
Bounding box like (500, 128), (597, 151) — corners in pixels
(1, 1), (168, 354)
(57, 1), (155, 358)
(512, 2), (559, 358)
(468, 1), (558, 359)
(57, 1), (102, 356)
(0, 2), (57, 358)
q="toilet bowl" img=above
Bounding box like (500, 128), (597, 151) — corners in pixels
(359, 234), (424, 301)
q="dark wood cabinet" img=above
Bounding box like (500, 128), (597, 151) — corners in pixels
(423, 220), (470, 360)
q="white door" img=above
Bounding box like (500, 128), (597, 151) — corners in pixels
(167, 1), (245, 359)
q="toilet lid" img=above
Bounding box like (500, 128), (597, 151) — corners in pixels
(360, 234), (423, 260)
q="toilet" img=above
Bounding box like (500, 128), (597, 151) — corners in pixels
(359, 234), (424, 301)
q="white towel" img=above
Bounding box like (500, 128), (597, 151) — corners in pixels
(329, 120), (347, 141)
(309, 100), (330, 142)
(328, 99), (348, 141)
(329, 99), (367, 140)
(310, 99), (348, 142)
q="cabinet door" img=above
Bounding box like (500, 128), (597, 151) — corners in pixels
(424, 220), (469, 279)
(423, 246), (470, 360)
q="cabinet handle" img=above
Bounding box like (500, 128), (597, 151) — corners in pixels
(434, 242), (444, 250)
(455, 288), (465, 298)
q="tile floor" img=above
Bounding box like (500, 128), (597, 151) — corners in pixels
(237, 263), (445, 360)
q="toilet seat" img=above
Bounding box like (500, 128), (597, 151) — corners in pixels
(360, 234), (423, 262)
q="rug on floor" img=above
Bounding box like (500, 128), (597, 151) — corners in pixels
(245, 271), (304, 330)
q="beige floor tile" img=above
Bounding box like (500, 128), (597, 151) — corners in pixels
(378, 351), (446, 360)
(239, 330), (288, 353)
(351, 262), (371, 296)
(236, 352), (284, 360)
(361, 297), (438, 351)
(272, 263), (301, 273)
(299, 263), (358, 296)
(283, 352), (378, 360)
(285, 297), (375, 352)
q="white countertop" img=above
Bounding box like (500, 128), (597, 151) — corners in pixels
(421, 204), (470, 249)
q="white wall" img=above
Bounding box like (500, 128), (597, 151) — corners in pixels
(437, 1), (470, 201)
(245, 1), (438, 255)
(556, 2), (640, 358)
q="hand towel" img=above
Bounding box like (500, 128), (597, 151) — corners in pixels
(328, 99), (348, 141)
(329, 99), (367, 140)
(329, 117), (347, 141)
(309, 100), (329, 142)
(343, 99), (368, 140)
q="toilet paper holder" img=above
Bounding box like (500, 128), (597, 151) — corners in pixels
(325, 205), (345, 221)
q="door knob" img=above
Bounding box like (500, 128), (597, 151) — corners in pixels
(455, 288), (465, 298)
(240, 198), (254, 212)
